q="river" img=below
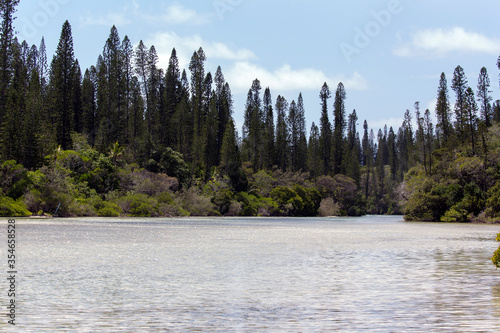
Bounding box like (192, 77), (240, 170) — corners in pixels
(2, 215), (500, 332)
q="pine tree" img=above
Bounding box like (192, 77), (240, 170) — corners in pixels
(3, 38), (25, 163)
(189, 47), (207, 169)
(296, 93), (308, 172)
(121, 35), (134, 143)
(275, 95), (289, 171)
(288, 100), (299, 171)
(262, 87), (275, 169)
(82, 66), (97, 145)
(50, 20), (77, 150)
(423, 109), (434, 174)
(464, 87), (478, 155)
(319, 82), (332, 175)
(333, 82), (346, 175)
(477, 67), (492, 127)
(0, 0), (20, 140)
(72, 60), (83, 134)
(220, 117), (246, 191)
(451, 65), (469, 139)
(242, 79), (264, 172)
(435, 72), (452, 146)
(343, 109), (361, 185)
(214, 66), (232, 163)
(307, 122), (321, 181)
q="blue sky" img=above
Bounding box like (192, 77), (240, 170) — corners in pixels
(15, 0), (500, 134)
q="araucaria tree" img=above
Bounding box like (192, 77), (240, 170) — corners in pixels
(50, 20), (78, 150)
(319, 82), (332, 175)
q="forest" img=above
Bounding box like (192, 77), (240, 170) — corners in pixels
(1, 2), (500, 222)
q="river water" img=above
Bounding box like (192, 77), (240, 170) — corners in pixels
(2, 215), (500, 332)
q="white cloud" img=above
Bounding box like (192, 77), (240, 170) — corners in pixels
(394, 27), (500, 57)
(161, 3), (211, 25)
(144, 32), (367, 98)
(144, 32), (256, 70)
(80, 2), (211, 28)
(80, 11), (132, 27)
(368, 117), (404, 132)
(226, 62), (368, 93)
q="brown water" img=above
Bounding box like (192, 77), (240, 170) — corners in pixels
(2, 216), (500, 332)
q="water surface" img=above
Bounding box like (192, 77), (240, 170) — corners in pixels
(2, 216), (500, 332)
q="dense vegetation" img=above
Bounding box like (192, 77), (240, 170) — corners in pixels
(1, 3), (500, 222)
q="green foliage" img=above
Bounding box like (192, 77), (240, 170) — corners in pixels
(492, 233), (500, 268)
(0, 196), (31, 217)
(0, 160), (28, 199)
(270, 186), (304, 216)
(116, 193), (157, 217)
(235, 192), (277, 216)
(145, 147), (190, 186)
(486, 182), (500, 219)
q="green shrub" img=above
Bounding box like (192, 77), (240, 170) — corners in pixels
(0, 196), (31, 217)
(114, 193), (157, 217)
(441, 207), (469, 222)
(492, 233), (500, 268)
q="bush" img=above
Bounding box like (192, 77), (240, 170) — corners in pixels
(270, 186), (303, 216)
(318, 198), (340, 217)
(175, 188), (218, 216)
(492, 233), (500, 268)
(115, 193), (157, 217)
(97, 204), (121, 217)
(0, 196), (31, 217)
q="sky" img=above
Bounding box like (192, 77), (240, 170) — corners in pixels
(14, 0), (500, 135)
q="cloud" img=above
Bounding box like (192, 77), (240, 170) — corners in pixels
(80, 2), (211, 28)
(144, 31), (367, 97)
(394, 27), (500, 57)
(144, 32), (256, 70)
(368, 117), (404, 132)
(225, 62), (368, 93)
(161, 3), (211, 25)
(80, 11), (132, 27)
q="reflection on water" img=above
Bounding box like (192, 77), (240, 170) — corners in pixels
(1, 216), (500, 332)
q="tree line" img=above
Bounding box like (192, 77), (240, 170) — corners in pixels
(1, 2), (500, 220)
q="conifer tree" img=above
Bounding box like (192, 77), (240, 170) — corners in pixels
(242, 79), (264, 171)
(0, 0), (19, 138)
(81, 67), (97, 145)
(288, 100), (299, 171)
(319, 82), (332, 175)
(121, 35), (134, 143)
(296, 93), (308, 171)
(464, 87), (478, 155)
(189, 47), (207, 169)
(451, 65), (469, 139)
(262, 87), (275, 169)
(477, 67), (493, 127)
(435, 72), (452, 146)
(307, 122), (321, 180)
(333, 82), (346, 175)
(50, 20), (77, 150)
(275, 95), (289, 171)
